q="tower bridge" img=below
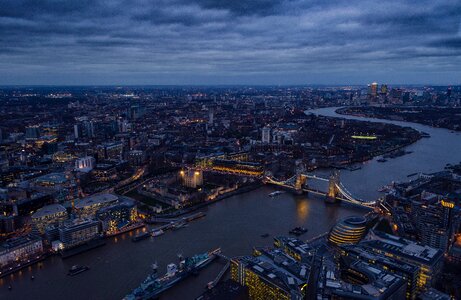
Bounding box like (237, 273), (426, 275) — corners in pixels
(265, 171), (377, 208)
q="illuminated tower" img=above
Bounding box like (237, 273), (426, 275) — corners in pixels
(326, 171), (339, 203)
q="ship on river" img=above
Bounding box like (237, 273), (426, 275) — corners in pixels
(123, 248), (221, 300)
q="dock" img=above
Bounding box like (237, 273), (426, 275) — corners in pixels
(207, 261), (230, 290)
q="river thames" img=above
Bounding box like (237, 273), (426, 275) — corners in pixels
(2, 107), (461, 300)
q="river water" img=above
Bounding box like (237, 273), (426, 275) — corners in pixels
(2, 107), (461, 300)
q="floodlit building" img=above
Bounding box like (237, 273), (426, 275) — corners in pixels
(75, 156), (96, 173)
(31, 204), (68, 234)
(0, 234), (43, 269)
(231, 247), (310, 300)
(180, 169), (203, 188)
(74, 193), (120, 219)
(96, 197), (137, 235)
(328, 216), (368, 246)
(364, 231), (443, 291)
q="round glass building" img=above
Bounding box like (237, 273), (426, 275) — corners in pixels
(328, 216), (367, 246)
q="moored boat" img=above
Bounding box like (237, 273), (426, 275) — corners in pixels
(269, 191), (283, 197)
(151, 229), (164, 237)
(123, 248), (221, 300)
(68, 265), (89, 276)
(132, 232), (150, 242)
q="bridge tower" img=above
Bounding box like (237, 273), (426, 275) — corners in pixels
(326, 171), (340, 203)
(294, 174), (307, 194)
(294, 160), (307, 194)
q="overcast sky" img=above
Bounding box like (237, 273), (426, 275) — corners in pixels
(1, 0), (461, 85)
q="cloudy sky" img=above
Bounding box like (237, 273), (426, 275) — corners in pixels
(1, 0), (461, 85)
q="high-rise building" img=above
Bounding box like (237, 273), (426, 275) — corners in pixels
(74, 124), (82, 139)
(25, 125), (41, 140)
(368, 82), (378, 97)
(208, 108), (214, 125)
(84, 121), (95, 138)
(261, 126), (271, 144)
(402, 92), (411, 103)
(410, 198), (455, 251)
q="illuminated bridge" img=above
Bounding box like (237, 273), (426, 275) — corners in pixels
(265, 171), (377, 208)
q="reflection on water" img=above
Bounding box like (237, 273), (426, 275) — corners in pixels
(295, 199), (309, 222)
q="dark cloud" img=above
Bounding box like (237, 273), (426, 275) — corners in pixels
(429, 37), (461, 49)
(0, 0), (460, 85)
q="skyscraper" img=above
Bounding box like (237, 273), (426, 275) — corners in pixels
(208, 108), (214, 125)
(261, 126), (271, 144)
(74, 124), (82, 139)
(370, 82), (378, 97)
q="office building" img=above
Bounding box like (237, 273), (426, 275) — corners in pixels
(25, 125), (41, 140)
(31, 204), (68, 234)
(231, 247), (310, 300)
(96, 197), (137, 235)
(369, 82), (378, 97)
(273, 236), (314, 262)
(96, 142), (123, 161)
(318, 256), (407, 299)
(364, 231), (443, 291)
(74, 124), (82, 139)
(328, 216), (368, 246)
(74, 193), (120, 219)
(261, 126), (271, 144)
(341, 244), (419, 299)
(58, 219), (100, 249)
(0, 234), (43, 269)
(128, 150), (145, 166)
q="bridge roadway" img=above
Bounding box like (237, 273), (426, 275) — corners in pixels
(265, 174), (377, 208)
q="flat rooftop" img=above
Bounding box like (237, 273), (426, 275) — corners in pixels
(75, 193), (119, 209)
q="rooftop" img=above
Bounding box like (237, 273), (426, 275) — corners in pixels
(75, 193), (119, 209)
(365, 231), (443, 265)
(32, 204), (67, 218)
(34, 172), (68, 184)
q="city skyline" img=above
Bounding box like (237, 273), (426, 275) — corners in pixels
(1, 0), (461, 85)
(0, 85), (460, 299)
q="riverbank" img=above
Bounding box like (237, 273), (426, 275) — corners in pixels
(304, 109), (422, 169)
(336, 106), (461, 132)
(0, 253), (48, 279)
(151, 182), (263, 219)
